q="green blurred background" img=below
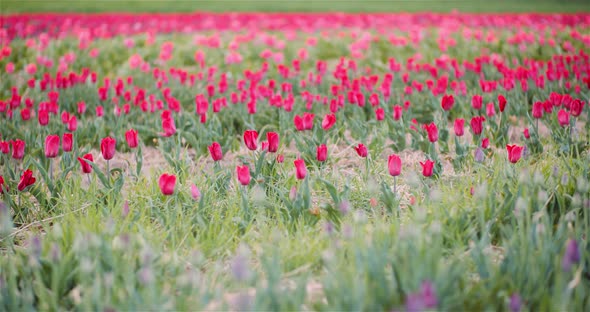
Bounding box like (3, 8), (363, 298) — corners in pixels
(1, 0), (589, 13)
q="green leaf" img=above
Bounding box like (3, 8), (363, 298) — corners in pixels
(179, 130), (200, 150)
(85, 159), (111, 188)
(111, 168), (125, 193)
(136, 145), (143, 177)
(320, 178), (340, 204)
(30, 157), (54, 193)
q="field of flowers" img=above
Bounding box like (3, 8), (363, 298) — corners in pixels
(0, 12), (589, 311)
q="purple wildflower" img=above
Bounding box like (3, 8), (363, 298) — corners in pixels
(405, 280), (438, 312)
(562, 238), (580, 271)
(474, 147), (485, 163)
(509, 293), (522, 312)
(420, 280), (438, 309)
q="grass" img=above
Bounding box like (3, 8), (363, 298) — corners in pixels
(2, 0), (590, 13)
(0, 11), (589, 312)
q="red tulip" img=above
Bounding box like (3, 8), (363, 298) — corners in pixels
(441, 94), (454, 111)
(77, 101), (86, 115)
(392, 105), (403, 121)
(498, 94), (507, 112)
(5, 62), (14, 73)
(63, 133), (73, 152)
(523, 128), (530, 139)
(11, 139), (25, 159)
(424, 123), (439, 143)
(470, 116), (485, 136)
(125, 129), (138, 149)
(161, 116), (176, 137)
(96, 106), (104, 117)
(542, 100), (553, 114)
(506, 145), (524, 163)
(266, 132), (279, 153)
(550, 92), (563, 107)
(158, 173), (176, 196)
(481, 138), (489, 149)
(369, 93), (380, 107)
(236, 165), (251, 186)
(38, 109), (49, 126)
(276, 154), (284, 163)
(420, 160), (435, 177)
(243, 130), (258, 151)
(20, 108), (31, 121)
(303, 112), (315, 130)
(100, 136), (116, 160)
(208, 142), (223, 161)
(44, 135), (60, 158)
(317, 144), (327, 162)
(294, 159), (307, 180)
(570, 99), (584, 117)
(354, 143), (368, 158)
(0, 141), (9, 154)
(532, 102), (543, 119)
(78, 153), (94, 173)
(375, 108), (385, 121)
(486, 102), (496, 117)
(454, 118), (465, 136)
(471, 95), (483, 110)
(557, 109), (569, 127)
(388, 154), (402, 177)
(67, 115), (77, 132)
(322, 113), (336, 130)
(17, 169), (36, 191)
(0, 175), (6, 193)
(293, 115), (305, 131)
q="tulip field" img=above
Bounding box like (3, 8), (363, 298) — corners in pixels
(1, 8), (590, 311)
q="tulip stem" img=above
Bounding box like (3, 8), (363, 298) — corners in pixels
(134, 150), (139, 180)
(364, 156), (370, 181)
(49, 159), (53, 182)
(241, 186), (250, 223)
(252, 151), (256, 177)
(176, 134), (182, 162)
(106, 160), (110, 179)
(394, 176), (397, 196)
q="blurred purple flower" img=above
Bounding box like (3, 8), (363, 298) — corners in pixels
(231, 249), (251, 282)
(122, 200), (130, 218)
(405, 293), (424, 312)
(420, 280), (438, 308)
(191, 184), (201, 201)
(339, 200), (350, 215)
(323, 221), (334, 235)
(562, 238), (580, 271)
(50, 243), (61, 262)
(405, 280), (438, 312)
(138, 266), (154, 285)
(509, 293), (522, 312)
(289, 186), (297, 201)
(474, 147), (485, 163)
(30, 235), (42, 258)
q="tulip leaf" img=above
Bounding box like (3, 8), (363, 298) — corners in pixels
(179, 130), (200, 150)
(135, 145), (143, 177)
(319, 178), (340, 205)
(30, 157), (54, 193)
(111, 168), (125, 193)
(85, 160), (111, 188)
